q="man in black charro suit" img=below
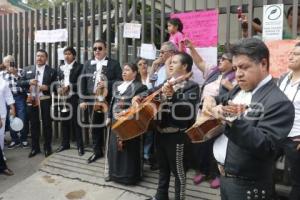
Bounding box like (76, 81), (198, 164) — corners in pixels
(79, 39), (122, 164)
(19, 49), (56, 158)
(55, 47), (84, 156)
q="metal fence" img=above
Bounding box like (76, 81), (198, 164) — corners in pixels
(0, 0), (299, 68)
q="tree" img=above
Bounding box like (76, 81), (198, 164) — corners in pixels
(27, 0), (76, 9)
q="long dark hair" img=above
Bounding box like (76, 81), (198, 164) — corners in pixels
(168, 18), (183, 33)
(123, 63), (141, 82)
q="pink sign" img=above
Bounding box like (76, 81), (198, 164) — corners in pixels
(171, 10), (218, 47)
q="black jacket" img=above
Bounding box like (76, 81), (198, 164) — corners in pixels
(109, 80), (147, 120)
(216, 80), (294, 181)
(144, 79), (200, 130)
(80, 57), (122, 104)
(57, 61), (83, 94)
(19, 65), (56, 96)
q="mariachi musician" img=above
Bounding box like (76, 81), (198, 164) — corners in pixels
(202, 38), (295, 200)
(79, 39), (122, 164)
(106, 63), (147, 184)
(133, 52), (200, 200)
(55, 47), (84, 156)
(19, 49), (56, 158)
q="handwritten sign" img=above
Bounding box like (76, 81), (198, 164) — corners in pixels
(57, 47), (65, 61)
(139, 43), (157, 60)
(266, 40), (298, 78)
(171, 10), (218, 47)
(35, 29), (68, 43)
(262, 4), (284, 41)
(123, 23), (142, 39)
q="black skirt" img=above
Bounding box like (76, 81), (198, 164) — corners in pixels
(108, 130), (142, 185)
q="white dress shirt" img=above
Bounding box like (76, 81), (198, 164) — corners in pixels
(213, 75), (272, 164)
(36, 65), (45, 97)
(92, 58), (108, 93)
(279, 72), (300, 138)
(117, 80), (134, 95)
(147, 65), (167, 89)
(0, 78), (15, 118)
(60, 60), (75, 86)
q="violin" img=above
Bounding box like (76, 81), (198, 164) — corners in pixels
(26, 71), (40, 107)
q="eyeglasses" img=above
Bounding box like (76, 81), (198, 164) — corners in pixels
(93, 46), (103, 51)
(159, 50), (173, 54)
(220, 57), (232, 62)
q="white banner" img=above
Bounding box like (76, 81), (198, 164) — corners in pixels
(35, 29), (68, 43)
(262, 4), (284, 41)
(123, 23), (142, 39)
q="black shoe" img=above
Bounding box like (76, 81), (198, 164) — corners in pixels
(56, 146), (70, 153)
(146, 197), (158, 200)
(104, 176), (111, 182)
(150, 163), (159, 171)
(78, 148), (85, 156)
(45, 150), (52, 157)
(28, 149), (41, 158)
(87, 153), (102, 164)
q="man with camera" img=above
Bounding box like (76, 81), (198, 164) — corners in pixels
(1, 55), (28, 149)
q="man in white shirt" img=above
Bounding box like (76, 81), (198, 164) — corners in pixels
(0, 77), (15, 176)
(203, 38), (294, 200)
(278, 42), (300, 200)
(19, 49), (56, 158)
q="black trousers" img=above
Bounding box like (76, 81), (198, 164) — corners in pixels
(155, 131), (188, 200)
(0, 148), (7, 172)
(282, 138), (300, 200)
(220, 176), (272, 200)
(28, 98), (52, 151)
(60, 95), (83, 149)
(85, 106), (105, 155)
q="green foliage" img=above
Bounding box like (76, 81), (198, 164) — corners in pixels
(27, 0), (76, 9)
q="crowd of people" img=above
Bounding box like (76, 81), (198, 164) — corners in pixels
(0, 11), (300, 200)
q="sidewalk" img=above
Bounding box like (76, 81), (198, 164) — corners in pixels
(0, 171), (146, 200)
(0, 145), (44, 194)
(0, 144), (220, 200)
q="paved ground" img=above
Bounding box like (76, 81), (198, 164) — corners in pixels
(0, 143), (147, 200)
(0, 145), (44, 194)
(0, 171), (146, 200)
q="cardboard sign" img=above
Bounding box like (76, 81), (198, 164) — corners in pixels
(171, 10), (218, 47)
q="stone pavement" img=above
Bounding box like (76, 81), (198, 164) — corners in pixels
(0, 171), (146, 200)
(0, 147), (221, 200)
(0, 145), (44, 194)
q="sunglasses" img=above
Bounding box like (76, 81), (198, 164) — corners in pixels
(93, 46), (104, 51)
